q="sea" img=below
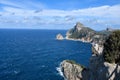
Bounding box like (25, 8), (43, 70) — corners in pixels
(0, 29), (92, 80)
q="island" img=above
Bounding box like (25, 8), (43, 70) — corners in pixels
(56, 33), (64, 40)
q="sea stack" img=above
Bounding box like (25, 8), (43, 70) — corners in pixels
(56, 33), (64, 40)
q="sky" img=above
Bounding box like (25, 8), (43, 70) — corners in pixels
(0, 0), (120, 30)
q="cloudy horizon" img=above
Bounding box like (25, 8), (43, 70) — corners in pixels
(0, 0), (120, 30)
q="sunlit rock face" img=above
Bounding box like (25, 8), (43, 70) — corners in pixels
(61, 60), (88, 80)
(56, 33), (64, 40)
(75, 22), (84, 31)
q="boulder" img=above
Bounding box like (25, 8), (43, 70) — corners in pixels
(56, 33), (64, 40)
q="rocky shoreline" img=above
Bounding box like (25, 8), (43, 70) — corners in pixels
(58, 22), (120, 80)
(56, 33), (64, 40)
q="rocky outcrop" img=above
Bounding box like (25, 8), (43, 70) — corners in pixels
(56, 33), (64, 40)
(60, 24), (120, 80)
(61, 59), (120, 80)
(66, 22), (111, 45)
(92, 43), (103, 55)
(61, 60), (88, 80)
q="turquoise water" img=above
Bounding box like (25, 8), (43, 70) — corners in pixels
(0, 29), (91, 80)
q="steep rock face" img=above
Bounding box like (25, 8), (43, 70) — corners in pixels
(74, 22), (85, 31)
(56, 33), (64, 40)
(66, 22), (95, 43)
(61, 60), (89, 80)
(89, 55), (120, 80)
(89, 31), (120, 80)
(61, 59), (120, 80)
(92, 43), (103, 55)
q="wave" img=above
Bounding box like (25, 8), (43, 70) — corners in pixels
(56, 66), (64, 77)
(56, 65), (68, 80)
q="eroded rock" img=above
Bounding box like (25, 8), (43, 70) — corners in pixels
(56, 33), (64, 40)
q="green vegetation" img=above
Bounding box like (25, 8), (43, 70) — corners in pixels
(103, 30), (120, 64)
(69, 27), (95, 39)
(68, 22), (111, 45)
(65, 60), (85, 69)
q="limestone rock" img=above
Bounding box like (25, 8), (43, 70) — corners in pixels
(92, 43), (103, 55)
(75, 22), (84, 31)
(61, 60), (88, 80)
(56, 33), (64, 40)
(61, 55), (120, 80)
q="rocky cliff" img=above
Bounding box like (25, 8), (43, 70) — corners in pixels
(60, 23), (120, 80)
(61, 60), (85, 80)
(66, 22), (111, 45)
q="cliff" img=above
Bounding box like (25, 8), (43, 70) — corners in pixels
(61, 60), (85, 80)
(60, 23), (120, 80)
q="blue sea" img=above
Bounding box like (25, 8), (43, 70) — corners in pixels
(0, 29), (92, 80)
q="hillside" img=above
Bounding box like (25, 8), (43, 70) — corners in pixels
(66, 22), (112, 45)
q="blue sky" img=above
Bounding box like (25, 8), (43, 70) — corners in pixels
(0, 0), (120, 30)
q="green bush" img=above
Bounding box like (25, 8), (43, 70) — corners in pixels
(103, 30), (120, 64)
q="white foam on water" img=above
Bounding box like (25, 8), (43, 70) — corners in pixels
(14, 70), (20, 75)
(56, 66), (64, 77)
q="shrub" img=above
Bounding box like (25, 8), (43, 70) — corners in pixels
(103, 30), (120, 64)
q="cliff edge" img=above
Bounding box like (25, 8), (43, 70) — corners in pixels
(61, 60), (85, 80)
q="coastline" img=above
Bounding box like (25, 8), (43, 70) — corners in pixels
(56, 37), (91, 80)
(62, 35), (92, 43)
(57, 22), (120, 80)
(65, 37), (103, 55)
(65, 38), (91, 43)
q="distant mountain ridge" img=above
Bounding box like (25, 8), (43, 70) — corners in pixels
(66, 22), (112, 45)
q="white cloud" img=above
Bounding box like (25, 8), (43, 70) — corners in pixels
(0, 3), (120, 29)
(0, 0), (46, 9)
(0, 0), (22, 8)
(1, 4), (120, 18)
